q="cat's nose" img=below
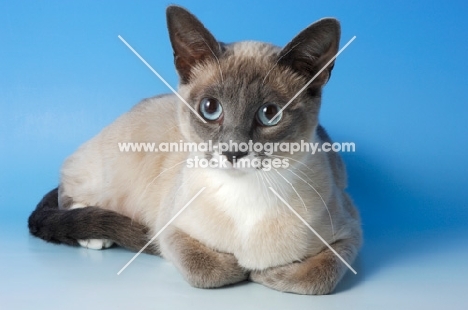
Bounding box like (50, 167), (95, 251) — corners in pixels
(222, 151), (248, 163)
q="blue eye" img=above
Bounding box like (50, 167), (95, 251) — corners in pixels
(257, 103), (282, 126)
(199, 97), (223, 121)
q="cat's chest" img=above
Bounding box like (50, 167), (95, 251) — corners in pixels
(174, 169), (312, 269)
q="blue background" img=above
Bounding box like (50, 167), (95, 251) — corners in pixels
(1, 0), (467, 309)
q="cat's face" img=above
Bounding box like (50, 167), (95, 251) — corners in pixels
(166, 6), (340, 171)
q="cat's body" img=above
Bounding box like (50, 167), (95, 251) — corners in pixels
(29, 6), (362, 294)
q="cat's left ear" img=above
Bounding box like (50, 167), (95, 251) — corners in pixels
(278, 18), (341, 88)
(166, 6), (222, 84)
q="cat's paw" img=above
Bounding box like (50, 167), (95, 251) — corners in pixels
(249, 255), (340, 295)
(163, 228), (249, 288)
(184, 251), (249, 289)
(78, 239), (114, 250)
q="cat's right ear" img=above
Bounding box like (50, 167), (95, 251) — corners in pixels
(278, 18), (341, 89)
(166, 6), (222, 84)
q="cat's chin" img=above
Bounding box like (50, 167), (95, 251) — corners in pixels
(198, 162), (261, 177)
(213, 164), (259, 176)
(194, 153), (262, 175)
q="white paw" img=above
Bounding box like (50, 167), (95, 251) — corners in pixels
(70, 203), (87, 210)
(78, 239), (114, 250)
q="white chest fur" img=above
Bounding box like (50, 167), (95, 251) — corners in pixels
(174, 168), (313, 270)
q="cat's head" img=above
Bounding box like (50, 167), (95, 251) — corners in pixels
(166, 6), (340, 172)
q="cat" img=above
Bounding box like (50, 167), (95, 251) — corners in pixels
(28, 5), (362, 295)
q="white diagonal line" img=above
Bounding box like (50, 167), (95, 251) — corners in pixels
(268, 36), (356, 124)
(117, 187), (206, 275)
(268, 187), (357, 274)
(118, 35), (207, 124)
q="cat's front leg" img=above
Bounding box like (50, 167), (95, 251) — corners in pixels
(160, 227), (249, 288)
(250, 239), (359, 295)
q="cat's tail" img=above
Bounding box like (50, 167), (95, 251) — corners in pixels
(28, 188), (159, 255)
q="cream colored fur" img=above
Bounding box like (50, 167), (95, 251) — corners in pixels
(59, 93), (359, 270)
(56, 6), (362, 294)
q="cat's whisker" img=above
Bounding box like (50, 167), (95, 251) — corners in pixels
(286, 168), (336, 243)
(273, 171), (289, 201)
(269, 153), (313, 172)
(261, 170), (275, 199)
(258, 170), (271, 208)
(262, 170), (289, 215)
(258, 170), (273, 209)
(254, 172), (263, 195)
(274, 168), (307, 212)
(271, 171), (292, 214)
(262, 170), (283, 213)
(269, 154), (321, 188)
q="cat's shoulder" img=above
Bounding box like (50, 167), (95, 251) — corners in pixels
(130, 94), (179, 113)
(98, 93), (180, 139)
(122, 94), (180, 124)
(316, 124), (332, 144)
(316, 124), (348, 189)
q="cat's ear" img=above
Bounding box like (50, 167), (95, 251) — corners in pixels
(166, 6), (222, 84)
(278, 18), (340, 88)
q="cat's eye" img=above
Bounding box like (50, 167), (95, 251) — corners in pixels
(199, 97), (223, 122)
(256, 103), (282, 126)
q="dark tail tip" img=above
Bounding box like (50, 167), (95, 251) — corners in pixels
(28, 187), (78, 245)
(28, 187), (159, 255)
